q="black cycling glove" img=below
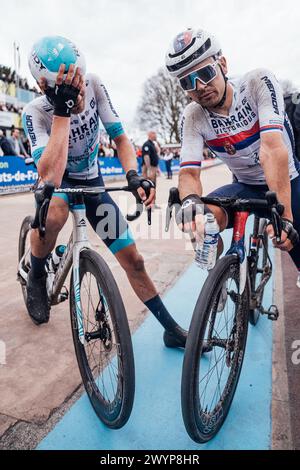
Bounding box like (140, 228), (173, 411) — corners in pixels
(126, 170), (155, 197)
(268, 217), (299, 247)
(45, 83), (80, 117)
(281, 218), (299, 247)
(175, 194), (204, 227)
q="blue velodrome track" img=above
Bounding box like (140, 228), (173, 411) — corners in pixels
(38, 226), (274, 450)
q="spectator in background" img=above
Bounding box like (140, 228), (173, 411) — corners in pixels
(173, 149), (180, 160)
(98, 144), (106, 157)
(22, 136), (31, 156)
(0, 129), (16, 156)
(136, 146), (143, 174)
(142, 131), (160, 208)
(162, 148), (173, 179)
(7, 128), (29, 158)
(280, 79), (300, 161)
(110, 138), (118, 158)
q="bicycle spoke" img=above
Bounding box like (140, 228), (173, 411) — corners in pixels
(79, 271), (122, 403)
(197, 267), (244, 418)
(199, 351), (227, 402)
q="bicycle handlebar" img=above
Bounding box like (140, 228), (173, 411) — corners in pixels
(31, 181), (152, 238)
(165, 187), (285, 243)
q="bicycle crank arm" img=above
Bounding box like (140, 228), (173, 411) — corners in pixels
(259, 304), (279, 321)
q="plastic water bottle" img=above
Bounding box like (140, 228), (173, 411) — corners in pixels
(51, 245), (66, 271)
(195, 214), (219, 270)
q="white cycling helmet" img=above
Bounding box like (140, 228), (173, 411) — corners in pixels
(28, 36), (86, 88)
(165, 29), (222, 77)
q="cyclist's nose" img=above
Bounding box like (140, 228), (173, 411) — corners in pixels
(195, 79), (207, 92)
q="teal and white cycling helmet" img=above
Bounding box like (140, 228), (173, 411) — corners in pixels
(165, 28), (222, 78)
(28, 36), (86, 88)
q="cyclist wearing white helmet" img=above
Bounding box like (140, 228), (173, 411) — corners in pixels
(23, 36), (187, 349)
(166, 28), (300, 282)
(166, 29), (228, 109)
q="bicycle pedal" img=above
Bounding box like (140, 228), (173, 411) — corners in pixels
(58, 287), (69, 303)
(16, 272), (26, 286)
(267, 305), (279, 321)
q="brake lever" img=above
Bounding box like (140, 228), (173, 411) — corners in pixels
(266, 191), (284, 243)
(272, 207), (285, 243)
(31, 182), (55, 238)
(126, 190), (143, 222)
(165, 187), (181, 232)
(126, 180), (153, 225)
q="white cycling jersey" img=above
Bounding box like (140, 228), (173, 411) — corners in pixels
(22, 73), (124, 180)
(180, 68), (299, 185)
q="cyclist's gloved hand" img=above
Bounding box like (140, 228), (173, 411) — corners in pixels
(267, 217), (299, 251)
(176, 195), (204, 229)
(126, 170), (155, 207)
(282, 218), (299, 247)
(46, 83), (80, 117)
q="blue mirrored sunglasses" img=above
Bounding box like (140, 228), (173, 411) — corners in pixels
(179, 61), (219, 91)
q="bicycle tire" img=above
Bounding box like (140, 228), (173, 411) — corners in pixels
(70, 248), (135, 429)
(18, 215), (34, 305)
(181, 255), (250, 443)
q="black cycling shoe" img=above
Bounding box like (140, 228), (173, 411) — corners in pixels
(26, 271), (50, 325)
(163, 326), (187, 349)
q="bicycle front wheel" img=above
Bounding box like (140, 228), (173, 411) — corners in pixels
(70, 249), (135, 429)
(18, 215), (33, 305)
(181, 255), (250, 443)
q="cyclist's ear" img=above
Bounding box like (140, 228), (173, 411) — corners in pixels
(38, 77), (47, 94)
(218, 56), (228, 75)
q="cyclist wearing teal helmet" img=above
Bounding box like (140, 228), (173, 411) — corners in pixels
(23, 36), (187, 349)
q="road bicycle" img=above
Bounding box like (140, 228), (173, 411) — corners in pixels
(17, 181), (151, 429)
(166, 188), (283, 443)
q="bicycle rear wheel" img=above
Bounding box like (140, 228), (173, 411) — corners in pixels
(181, 255), (250, 443)
(70, 249), (135, 429)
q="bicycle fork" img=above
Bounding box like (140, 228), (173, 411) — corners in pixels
(71, 204), (92, 345)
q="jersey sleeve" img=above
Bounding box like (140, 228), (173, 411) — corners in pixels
(251, 69), (285, 134)
(179, 103), (204, 170)
(89, 74), (125, 140)
(22, 103), (49, 164)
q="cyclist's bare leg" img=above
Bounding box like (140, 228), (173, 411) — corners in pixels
(114, 243), (157, 302)
(115, 243), (185, 339)
(30, 197), (69, 258)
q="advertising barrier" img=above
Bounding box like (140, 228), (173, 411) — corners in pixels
(0, 156), (38, 192)
(0, 156), (220, 195)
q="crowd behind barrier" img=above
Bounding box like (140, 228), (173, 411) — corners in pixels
(0, 65), (40, 131)
(0, 153), (221, 195)
(0, 66), (39, 96)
